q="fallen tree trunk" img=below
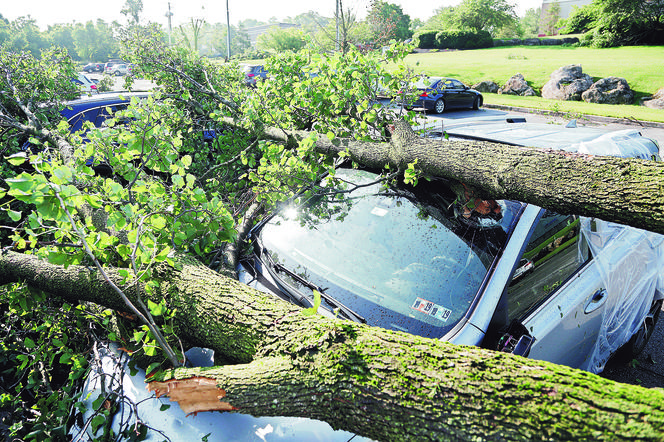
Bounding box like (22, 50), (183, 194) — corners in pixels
(2, 251), (663, 441)
(273, 120), (664, 235)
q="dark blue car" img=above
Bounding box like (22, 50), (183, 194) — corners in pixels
(408, 77), (483, 114)
(60, 92), (150, 133)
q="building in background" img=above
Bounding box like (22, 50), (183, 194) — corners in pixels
(540, 0), (593, 20)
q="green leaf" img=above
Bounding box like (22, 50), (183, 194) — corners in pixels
(24, 337), (36, 349)
(146, 362), (161, 376)
(6, 153), (27, 166)
(144, 345), (157, 356)
(301, 289), (322, 317)
(148, 299), (166, 317)
(7, 210), (22, 222)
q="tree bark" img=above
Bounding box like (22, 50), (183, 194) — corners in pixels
(305, 121), (664, 235)
(2, 251), (663, 442)
(220, 117), (664, 235)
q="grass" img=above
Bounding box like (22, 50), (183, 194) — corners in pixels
(484, 93), (664, 123)
(398, 45), (664, 122)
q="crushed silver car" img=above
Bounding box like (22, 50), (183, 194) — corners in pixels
(74, 118), (663, 441)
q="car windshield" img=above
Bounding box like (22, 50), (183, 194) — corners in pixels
(257, 168), (523, 338)
(414, 76), (441, 89)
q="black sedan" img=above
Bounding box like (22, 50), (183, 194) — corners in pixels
(407, 77), (483, 114)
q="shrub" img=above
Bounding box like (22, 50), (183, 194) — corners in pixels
(434, 30), (493, 49)
(414, 30), (438, 49)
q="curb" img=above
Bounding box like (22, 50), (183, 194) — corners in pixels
(483, 103), (664, 130)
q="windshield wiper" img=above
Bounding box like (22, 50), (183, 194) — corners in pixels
(272, 262), (367, 324)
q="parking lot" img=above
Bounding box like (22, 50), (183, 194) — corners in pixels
(83, 72), (156, 92)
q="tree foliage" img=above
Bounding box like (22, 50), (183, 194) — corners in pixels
(1, 24), (664, 441)
(120, 0), (144, 25)
(580, 0), (664, 47)
(366, 0), (412, 44)
(256, 26), (308, 53)
(450, 0), (517, 34)
(560, 3), (600, 34)
(541, 0), (561, 35)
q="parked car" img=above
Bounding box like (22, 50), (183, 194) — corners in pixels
(59, 91), (149, 132)
(405, 76), (483, 114)
(105, 63), (132, 76)
(71, 73), (98, 95)
(242, 64), (268, 87)
(239, 120), (663, 373)
(82, 62), (104, 73)
(68, 118), (663, 441)
(103, 59), (125, 74)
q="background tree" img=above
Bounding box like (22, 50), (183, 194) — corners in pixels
(208, 22), (251, 58)
(314, 0), (367, 53)
(559, 3), (599, 34)
(256, 26), (307, 53)
(520, 7), (542, 37)
(290, 10), (332, 34)
(419, 6), (457, 31)
(367, 0), (412, 44)
(45, 24), (78, 60)
(452, 0), (517, 34)
(581, 0), (664, 47)
(541, 0), (561, 35)
(121, 0), (144, 24)
(73, 20), (121, 61)
(3, 17), (51, 55)
(178, 17), (206, 53)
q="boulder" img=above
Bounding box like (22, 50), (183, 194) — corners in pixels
(582, 77), (634, 105)
(498, 73), (537, 96)
(523, 38), (541, 46)
(541, 64), (594, 101)
(471, 80), (500, 94)
(641, 87), (664, 109)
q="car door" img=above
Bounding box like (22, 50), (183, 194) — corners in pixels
(440, 79), (461, 108)
(499, 211), (606, 369)
(450, 79), (474, 108)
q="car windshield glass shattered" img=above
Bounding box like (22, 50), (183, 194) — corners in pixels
(257, 168), (523, 338)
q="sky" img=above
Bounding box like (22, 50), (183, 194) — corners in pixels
(2, 0), (544, 30)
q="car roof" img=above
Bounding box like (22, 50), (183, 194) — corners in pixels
(421, 117), (660, 160)
(60, 92), (150, 119)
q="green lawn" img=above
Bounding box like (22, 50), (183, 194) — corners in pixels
(399, 45), (664, 122)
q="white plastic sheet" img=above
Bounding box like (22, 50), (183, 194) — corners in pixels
(579, 218), (664, 373)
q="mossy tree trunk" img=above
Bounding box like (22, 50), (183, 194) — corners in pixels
(1, 251), (663, 442)
(298, 121), (664, 234)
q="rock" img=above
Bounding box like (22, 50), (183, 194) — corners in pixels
(471, 80), (500, 94)
(562, 37), (580, 45)
(498, 73), (537, 96)
(641, 87), (664, 109)
(541, 64), (594, 101)
(643, 98), (664, 109)
(582, 77), (634, 105)
(523, 38), (541, 46)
